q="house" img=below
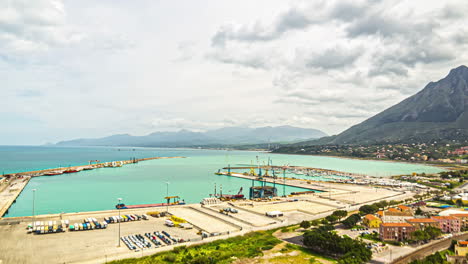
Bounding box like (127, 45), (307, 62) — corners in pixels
(405, 218), (440, 231)
(398, 205), (412, 212)
(451, 214), (468, 230)
(379, 223), (415, 241)
(363, 214), (382, 228)
(451, 147), (468, 156)
(381, 210), (414, 223)
(455, 241), (468, 256)
(431, 216), (461, 233)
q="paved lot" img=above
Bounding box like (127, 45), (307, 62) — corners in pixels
(210, 204), (276, 227)
(238, 200), (336, 215)
(169, 207), (238, 233)
(0, 215), (200, 264)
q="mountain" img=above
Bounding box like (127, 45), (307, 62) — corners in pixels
(299, 65), (468, 145)
(55, 126), (327, 147)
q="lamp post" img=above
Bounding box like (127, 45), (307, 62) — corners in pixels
(32, 189), (36, 229)
(117, 197), (122, 247)
(166, 182), (170, 213)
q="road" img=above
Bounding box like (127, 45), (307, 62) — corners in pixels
(391, 233), (468, 264)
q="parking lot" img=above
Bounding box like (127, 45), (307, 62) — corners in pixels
(0, 210), (202, 264)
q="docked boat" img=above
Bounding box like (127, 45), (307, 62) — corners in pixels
(63, 168), (79, 173)
(115, 196), (185, 209)
(43, 171), (64, 176)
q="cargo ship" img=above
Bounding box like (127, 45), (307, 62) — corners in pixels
(115, 196), (185, 209)
(63, 169), (80, 173)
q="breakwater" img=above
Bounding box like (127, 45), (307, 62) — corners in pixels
(3, 156), (184, 178)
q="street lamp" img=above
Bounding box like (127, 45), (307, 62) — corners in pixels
(117, 197), (122, 247)
(166, 182), (170, 213)
(32, 189), (37, 230)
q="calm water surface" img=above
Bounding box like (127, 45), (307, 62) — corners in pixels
(1, 146), (442, 217)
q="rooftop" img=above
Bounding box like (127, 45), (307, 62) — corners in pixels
(398, 205), (411, 211)
(364, 214), (380, 221)
(381, 223), (413, 227)
(406, 218), (438, 223)
(432, 216), (459, 220)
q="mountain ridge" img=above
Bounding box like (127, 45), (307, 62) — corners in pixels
(56, 125), (327, 147)
(291, 65), (468, 146)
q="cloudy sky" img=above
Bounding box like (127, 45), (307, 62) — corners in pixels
(1, 0), (468, 145)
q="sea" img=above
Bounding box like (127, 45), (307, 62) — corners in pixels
(1, 146), (443, 217)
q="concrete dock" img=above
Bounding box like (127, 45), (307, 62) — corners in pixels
(3, 156), (184, 178)
(0, 176), (30, 217)
(222, 165), (363, 177)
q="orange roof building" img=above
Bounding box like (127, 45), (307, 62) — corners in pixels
(406, 218), (440, 230)
(379, 222), (415, 241)
(398, 205), (411, 211)
(431, 216), (461, 233)
(363, 214), (382, 228)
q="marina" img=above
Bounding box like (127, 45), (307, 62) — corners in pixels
(0, 147), (443, 218)
(0, 146), (441, 263)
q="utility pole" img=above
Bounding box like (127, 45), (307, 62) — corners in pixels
(32, 189), (37, 229)
(166, 182), (170, 213)
(117, 197), (122, 247)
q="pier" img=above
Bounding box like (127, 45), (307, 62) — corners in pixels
(0, 176), (30, 217)
(221, 165), (363, 177)
(3, 156), (185, 178)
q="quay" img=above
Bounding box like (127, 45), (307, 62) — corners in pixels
(215, 171), (343, 193)
(0, 156), (184, 218)
(222, 165), (363, 177)
(0, 176), (30, 217)
(3, 156), (185, 178)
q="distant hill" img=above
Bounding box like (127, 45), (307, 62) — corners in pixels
(284, 65), (468, 147)
(55, 126), (327, 147)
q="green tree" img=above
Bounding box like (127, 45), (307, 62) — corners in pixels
(310, 219), (320, 226)
(326, 215), (339, 223)
(332, 210), (348, 220)
(342, 214), (361, 229)
(411, 230), (430, 242)
(456, 199), (464, 207)
(425, 226), (442, 240)
(359, 204), (379, 215)
(300, 220), (311, 229)
(415, 207), (423, 215)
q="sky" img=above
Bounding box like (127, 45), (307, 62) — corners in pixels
(1, 0), (468, 145)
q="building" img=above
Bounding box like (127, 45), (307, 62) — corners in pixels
(363, 214), (382, 228)
(431, 216), (461, 233)
(451, 147), (468, 156)
(381, 210), (414, 223)
(455, 241), (468, 256)
(451, 214), (468, 230)
(398, 205), (412, 212)
(406, 218), (440, 230)
(379, 223), (415, 241)
(249, 185), (277, 199)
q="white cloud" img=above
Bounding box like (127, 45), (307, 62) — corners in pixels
(2, 0), (468, 144)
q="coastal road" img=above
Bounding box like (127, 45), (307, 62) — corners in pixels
(391, 233), (468, 264)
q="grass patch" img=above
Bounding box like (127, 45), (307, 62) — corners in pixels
(109, 230), (282, 264)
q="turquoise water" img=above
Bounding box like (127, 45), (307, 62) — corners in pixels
(2, 146), (443, 217)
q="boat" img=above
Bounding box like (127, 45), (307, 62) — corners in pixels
(63, 168), (79, 173)
(82, 167), (94, 171)
(43, 171), (64, 176)
(115, 196), (186, 209)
